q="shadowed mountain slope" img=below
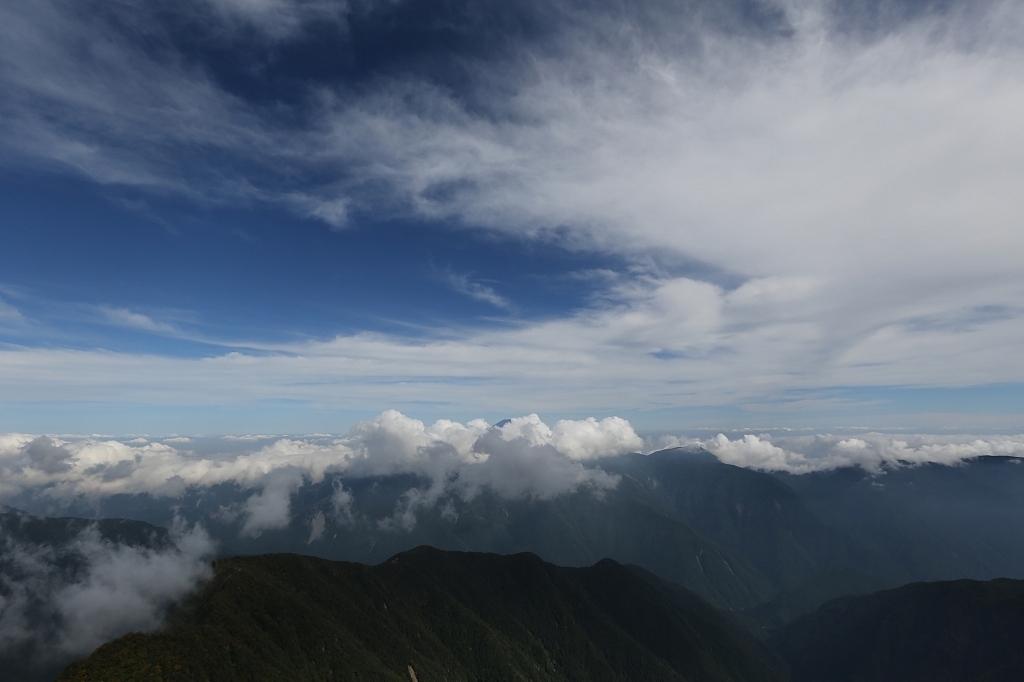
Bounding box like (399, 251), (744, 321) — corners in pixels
(58, 547), (785, 682)
(0, 505), (170, 550)
(600, 450), (908, 590)
(0, 508), (174, 682)
(741, 567), (889, 630)
(773, 578), (1024, 682)
(89, 462), (780, 611)
(21, 450), (1024, 621)
(775, 456), (1024, 583)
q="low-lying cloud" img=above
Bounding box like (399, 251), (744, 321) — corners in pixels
(0, 519), (213, 679)
(683, 432), (1024, 474)
(0, 413), (638, 533)
(6, 415), (1023, 539)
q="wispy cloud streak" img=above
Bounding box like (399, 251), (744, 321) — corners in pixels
(1, 0), (1023, 419)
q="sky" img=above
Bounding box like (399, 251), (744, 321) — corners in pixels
(1, 0), (1024, 435)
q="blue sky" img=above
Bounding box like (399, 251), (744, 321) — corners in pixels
(1, 0), (1023, 435)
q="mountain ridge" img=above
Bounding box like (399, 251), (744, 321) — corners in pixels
(57, 547), (785, 682)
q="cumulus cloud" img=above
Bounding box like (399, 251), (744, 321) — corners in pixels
(21, 422), (1024, 507)
(340, 411), (624, 526)
(551, 417), (644, 460)
(465, 428), (620, 499)
(701, 432), (1024, 474)
(18, 416), (1021, 527)
(0, 519), (213, 675)
(705, 434), (807, 472)
(0, 435), (328, 502)
(16, 415), (995, 531)
(496, 414), (643, 460)
(0, 412), (633, 532)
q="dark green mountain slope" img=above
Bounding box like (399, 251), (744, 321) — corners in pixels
(58, 548), (784, 682)
(0, 505), (169, 549)
(30, 450), (1024, 621)
(602, 450), (907, 590)
(742, 568), (889, 629)
(52, 449), (897, 614)
(624, 564), (789, 674)
(49, 449), (884, 612)
(773, 578), (1024, 682)
(775, 457), (1024, 582)
(158, 474), (779, 611)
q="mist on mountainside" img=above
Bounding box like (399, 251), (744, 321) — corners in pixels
(4, 415), (1024, 680)
(57, 548), (786, 682)
(0, 510), (212, 682)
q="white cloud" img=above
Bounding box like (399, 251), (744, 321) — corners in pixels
(702, 432), (1024, 474)
(0, 412), (629, 530)
(2, 271), (1021, 417)
(240, 468), (305, 535)
(501, 415), (643, 460)
(97, 307), (179, 334)
(307, 510), (326, 543)
(201, 0), (347, 39)
(0, 521), (213, 666)
(0, 296), (25, 324)
(496, 414), (553, 447)
(0, 434), (347, 502)
(1, 0), (1023, 416)
(340, 411), (623, 503)
(463, 429), (620, 500)
(706, 434), (810, 472)
(288, 192), (350, 228)
(330, 482), (354, 524)
(3, 420), (1022, 540)
(447, 272), (513, 310)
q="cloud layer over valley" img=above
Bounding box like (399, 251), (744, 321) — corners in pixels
(694, 431), (1024, 474)
(0, 414), (640, 533)
(3, 413), (1023, 536)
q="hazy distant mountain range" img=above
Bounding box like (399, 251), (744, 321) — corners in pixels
(49, 447), (1024, 609)
(4, 447), (1024, 680)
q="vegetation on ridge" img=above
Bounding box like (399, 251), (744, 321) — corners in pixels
(57, 547), (784, 682)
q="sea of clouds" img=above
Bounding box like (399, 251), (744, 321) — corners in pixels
(0, 413), (642, 535)
(2, 411), (1024, 677)
(663, 432), (1024, 474)
(3, 412), (1024, 530)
